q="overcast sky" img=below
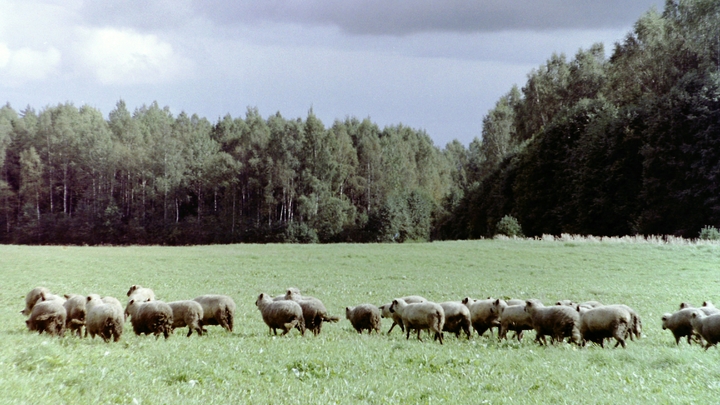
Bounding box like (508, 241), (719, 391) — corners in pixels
(0, 0), (665, 147)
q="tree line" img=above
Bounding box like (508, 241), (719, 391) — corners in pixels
(0, 101), (483, 244)
(437, 0), (720, 239)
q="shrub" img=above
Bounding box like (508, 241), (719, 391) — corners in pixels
(495, 215), (524, 237)
(699, 225), (720, 241)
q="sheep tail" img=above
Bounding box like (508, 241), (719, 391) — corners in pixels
(323, 315), (340, 323)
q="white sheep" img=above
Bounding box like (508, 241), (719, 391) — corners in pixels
(389, 298), (445, 344)
(690, 310), (720, 350)
(379, 295), (427, 335)
(284, 288), (339, 336)
(167, 300), (204, 337)
(63, 294), (87, 337)
(497, 304), (533, 341)
(85, 294), (124, 342)
(193, 295), (236, 332)
(255, 293), (305, 336)
(21, 287), (51, 316)
(578, 305), (632, 348)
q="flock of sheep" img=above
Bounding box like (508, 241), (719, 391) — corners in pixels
(19, 285), (720, 349)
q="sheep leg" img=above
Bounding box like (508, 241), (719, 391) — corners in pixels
(416, 329), (423, 342)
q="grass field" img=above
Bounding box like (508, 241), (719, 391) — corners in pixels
(2, 239), (720, 404)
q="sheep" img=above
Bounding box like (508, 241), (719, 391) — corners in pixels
(193, 295), (236, 332)
(577, 305), (632, 348)
(679, 302), (720, 316)
(85, 294), (124, 342)
(167, 300), (204, 337)
(555, 299), (576, 307)
(63, 294), (87, 337)
(463, 297), (501, 338)
(389, 298), (445, 344)
(284, 288), (339, 336)
(661, 308), (700, 345)
(497, 304), (534, 341)
(379, 295), (427, 334)
(255, 293), (305, 336)
(525, 299), (580, 345)
(345, 304), (382, 334)
(126, 299), (174, 339)
(609, 304), (642, 341)
(126, 285), (155, 301)
(26, 300), (66, 336)
(689, 310), (720, 350)
(439, 301), (471, 339)
(21, 287), (51, 316)
(506, 299), (526, 306)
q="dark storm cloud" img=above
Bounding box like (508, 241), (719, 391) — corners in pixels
(189, 0), (666, 35)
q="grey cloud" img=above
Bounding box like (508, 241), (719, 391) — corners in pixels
(189, 0), (666, 36)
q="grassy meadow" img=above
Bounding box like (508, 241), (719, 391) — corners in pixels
(2, 238), (720, 404)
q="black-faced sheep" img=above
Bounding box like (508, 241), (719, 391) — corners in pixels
(689, 310), (720, 350)
(26, 299), (66, 336)
(379, 295), (427, 334)
(439, 301), (471, 339)
(126, 299), (174, 339)
(284, 288), (339, 336)
(193, 295), (236, 332)
(577, 305), (631, 348)
(85, 294), (124, 342)
(497, 304), (534, 341)
(661, 308), (700, 345)
(525, 299), (580, 345)
(63, 294), (87, 337)
(345, 304), (382, 334)
(463, 297), (501, 338)
(255, 293), (305, 336)
(389, 298), (445, 344)
(21, 287), (51, 316)
(167, 300), (204, 337)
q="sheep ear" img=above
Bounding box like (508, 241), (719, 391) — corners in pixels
(86, 296), (91, 302)
(129, 299), (135, 305)
(40, 292), (46, 301)
(64, 294), (71, 299)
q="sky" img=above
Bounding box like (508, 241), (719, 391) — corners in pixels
(0, 0), (666, 147)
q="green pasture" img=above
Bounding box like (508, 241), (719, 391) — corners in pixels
(1, 239), (720, 404)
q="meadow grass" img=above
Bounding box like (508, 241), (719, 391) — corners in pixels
(2, 239), (720, 404)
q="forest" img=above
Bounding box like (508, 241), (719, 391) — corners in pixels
(0, 0), (718, 244)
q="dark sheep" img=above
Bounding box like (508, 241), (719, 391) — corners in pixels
(345, 304), (382, 334)
(463, 297), (501, 338)
(525, 299), (580, 345)
(21, 287), (51, 316)
(126, 299), (174, 339)
(439, 301), (471, 339)
(26, 300), (66, 336)
(661, 308), (699, 345)
(63, 294), (87, 337)
(255, 293), (305, 336)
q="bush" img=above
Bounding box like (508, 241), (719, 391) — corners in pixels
(495, 215), (524, 237)
(699, 225), (720, 240)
